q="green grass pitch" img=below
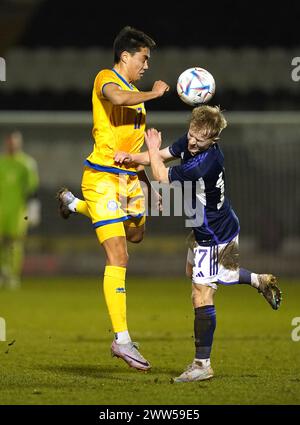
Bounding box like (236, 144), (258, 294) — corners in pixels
(0, 277), (300, 405)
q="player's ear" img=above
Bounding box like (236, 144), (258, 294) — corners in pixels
(120, 51), (129, 64)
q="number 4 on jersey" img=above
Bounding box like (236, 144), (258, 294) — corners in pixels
(216, 171), (225, 209)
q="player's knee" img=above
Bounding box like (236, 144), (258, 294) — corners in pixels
(127, 234), (143, 243)
(186, 269), (192, 279)
(129, 236), (143, 243)
(106, 251), (129, 267)
(126, 229), (144, 243)
(186, 262), (193, 279)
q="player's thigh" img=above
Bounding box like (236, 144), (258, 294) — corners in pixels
(81, 168), (125, 225)
(101, 234), (129, 267)
(192, 283), (216, 308)
(191, 236), (240, 288)
(186, 247), (194, 278)
(126, 175), (145, 217)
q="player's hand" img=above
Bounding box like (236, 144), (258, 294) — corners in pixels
(152, 80), (170, 97)
(114, 151), (132, 165)
(144, 128), (162, 150)
(27, 198), (41, 227)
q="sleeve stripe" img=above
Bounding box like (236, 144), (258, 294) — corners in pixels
(169, 145), (181, 158)
(101, 82), (122, 96)
(168, 146), (176, 157)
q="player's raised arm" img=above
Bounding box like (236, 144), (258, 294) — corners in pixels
(114, 146), (173, 166)
(145, 128), (170, 183)
(103, 80), (169, 106)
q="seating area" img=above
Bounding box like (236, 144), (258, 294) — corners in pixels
(0, 0), (299, 110)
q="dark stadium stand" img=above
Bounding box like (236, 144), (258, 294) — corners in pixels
(1, 0), (300, 110)
(18, 1), (300, 49)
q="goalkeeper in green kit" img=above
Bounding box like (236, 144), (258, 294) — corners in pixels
(0, 131), (40, 289)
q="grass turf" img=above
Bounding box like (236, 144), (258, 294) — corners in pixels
(0, 277), (299, 405)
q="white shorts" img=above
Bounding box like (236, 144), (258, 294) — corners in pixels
(187, 235), (240, 290)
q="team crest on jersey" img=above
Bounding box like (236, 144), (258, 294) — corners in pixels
(107, 200), (118, 211)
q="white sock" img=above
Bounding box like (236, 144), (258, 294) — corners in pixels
(195, 358), (210, 367)
(115, 330), (131, 344)
(68, 198), (79, 212)
(250, 273), (260, 289)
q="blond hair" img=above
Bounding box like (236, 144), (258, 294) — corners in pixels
(189, 105), (227, 141)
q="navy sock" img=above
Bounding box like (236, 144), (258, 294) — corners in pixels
(194, 305), (216, 360)
(239, 268), (252, 284)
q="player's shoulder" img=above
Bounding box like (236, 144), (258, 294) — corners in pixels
(95, 69), (116, 82)
(97, 69), (114, 77)
(211, 143), (224, 160)
(24, 153), (38, 169)
(205, 143), (221, 158)
(202, 143), (222, 164)
(201, 144), (224, 172)
(15, 152), (36, 167)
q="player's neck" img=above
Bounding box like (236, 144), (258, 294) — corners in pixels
(113, 64), (131, 83)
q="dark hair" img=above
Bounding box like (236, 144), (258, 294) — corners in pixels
(113, 26), (156, 63)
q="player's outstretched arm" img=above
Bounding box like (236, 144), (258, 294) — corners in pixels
(145, 128), (170, 184)
(114, 146), (173, 167)
(103, 81), (169, 106)
(114, 151), (150, 166)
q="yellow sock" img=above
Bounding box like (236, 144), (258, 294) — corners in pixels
(75, 199), (91, 218)
(103, 265), (127, 333)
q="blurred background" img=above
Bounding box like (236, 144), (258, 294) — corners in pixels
(0, 0), (299, 279)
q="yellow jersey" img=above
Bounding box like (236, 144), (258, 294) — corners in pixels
(86, 68), (146, 173)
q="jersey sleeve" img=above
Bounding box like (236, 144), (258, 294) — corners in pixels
(168, 151), (211, 184)
(94, 70), (121, 98)
(168, 134), (188, 158)
(168, 164), (198, 184)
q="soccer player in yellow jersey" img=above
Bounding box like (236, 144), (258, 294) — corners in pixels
(57, 26), (169, 370)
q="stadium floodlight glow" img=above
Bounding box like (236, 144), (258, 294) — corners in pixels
(0, 57), (6, 82)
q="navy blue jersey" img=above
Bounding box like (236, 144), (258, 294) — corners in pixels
(168, 134), (239, 246)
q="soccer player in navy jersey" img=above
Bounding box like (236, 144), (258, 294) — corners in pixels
(114, 105), (282, 382)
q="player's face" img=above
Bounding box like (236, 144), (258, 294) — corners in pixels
(5, 133), (22, 155)
(126, 47), (150, 82)
(187, 126), (215, 155)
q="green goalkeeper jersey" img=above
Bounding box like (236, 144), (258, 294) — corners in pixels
(0, 152), (39, 237)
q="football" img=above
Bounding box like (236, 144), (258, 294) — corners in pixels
(177, 67), (216, 106)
